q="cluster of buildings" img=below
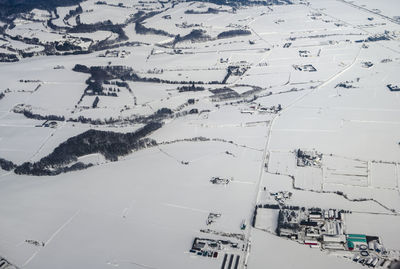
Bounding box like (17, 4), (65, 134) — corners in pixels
(270, 191), (292, 205)
(296, 149), (323, 167)
(190, 237), (220, 258)
(240, 103), (282, 115)
(210, 177), (230, 185)
(98, 49), (130, 58)
(299, 50), (311, 57)
(189, 237), (244, 269)
(60, 35), (92, 50)
(189, 207), (247, 267)
(25, 239), (45, 247)
(206, 213), (221, 225)
(277, 208), (346, 250)
(292, 64), (317, 72)
(362, 61), (374, 68)
(349, 235), (393, 267)
(276, 207), (394, 267)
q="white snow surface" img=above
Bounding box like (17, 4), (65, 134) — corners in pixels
(0, 0), (399, 268)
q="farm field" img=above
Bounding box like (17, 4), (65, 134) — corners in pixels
(0, 0), (399, 268)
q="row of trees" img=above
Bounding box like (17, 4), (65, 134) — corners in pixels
(217, 29), (251, 39)
(177, 84), (205, 92)
(73, 64), (223, 88)
(135, 22), (173, 37)
(20, 110), (65, 121)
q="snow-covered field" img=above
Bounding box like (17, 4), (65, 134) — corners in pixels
(0, 0), (399, 268)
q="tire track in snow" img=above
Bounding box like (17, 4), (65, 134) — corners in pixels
(22, 210), (81, 267)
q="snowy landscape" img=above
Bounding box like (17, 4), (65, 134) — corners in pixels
(0, 0), (399, 268)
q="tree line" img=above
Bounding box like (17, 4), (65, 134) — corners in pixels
(11, 121), (162, 176)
